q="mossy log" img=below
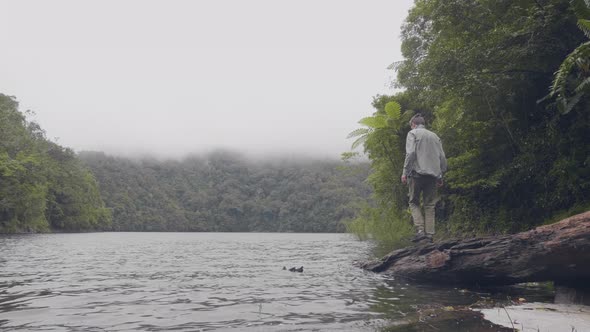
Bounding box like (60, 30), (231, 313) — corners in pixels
(362, 211), (590, 286)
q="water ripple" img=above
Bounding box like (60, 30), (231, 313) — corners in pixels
(0, 233), (389, 331)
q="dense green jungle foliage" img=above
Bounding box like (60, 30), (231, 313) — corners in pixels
(0, 94), (111, 233)
(348, 0), (590, 245)
(79, 152), (371, 232)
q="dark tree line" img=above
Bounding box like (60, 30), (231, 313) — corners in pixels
(79, 151), (371, 233)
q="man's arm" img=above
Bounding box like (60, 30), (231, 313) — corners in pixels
(401, 132), (416, 184)
(438, 138), (447, 174)
(437, 138), (447, 187)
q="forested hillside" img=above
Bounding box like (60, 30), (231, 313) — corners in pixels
(0, 94), (111, 233)
(0, 94), (369, 234)
(79, 152), (371, 232)
(348, 0), (590, 245)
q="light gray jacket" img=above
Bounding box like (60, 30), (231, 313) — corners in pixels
(402, 125), (447, 178)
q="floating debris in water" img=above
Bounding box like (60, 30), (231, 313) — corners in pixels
(284, 266), (303, 272)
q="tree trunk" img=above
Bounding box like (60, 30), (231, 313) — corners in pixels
(361, 211), (590, 286)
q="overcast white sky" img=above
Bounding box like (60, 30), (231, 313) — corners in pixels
(0, 0), (414, 158)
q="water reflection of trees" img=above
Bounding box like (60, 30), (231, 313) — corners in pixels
(368, 278), (555, 331)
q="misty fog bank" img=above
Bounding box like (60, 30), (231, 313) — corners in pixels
(77, 148), (367, 164)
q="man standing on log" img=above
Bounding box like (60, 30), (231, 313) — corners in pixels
(401, 114), (447, 241)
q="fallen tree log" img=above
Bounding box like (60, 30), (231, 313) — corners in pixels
(361, 211), (590, 286)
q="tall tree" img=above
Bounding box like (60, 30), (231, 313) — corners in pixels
(0, 94), (111, 233)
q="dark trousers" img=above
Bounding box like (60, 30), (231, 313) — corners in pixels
(408, 175), (437, 235)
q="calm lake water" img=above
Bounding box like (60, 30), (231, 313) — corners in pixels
(0, 233), (552, 331)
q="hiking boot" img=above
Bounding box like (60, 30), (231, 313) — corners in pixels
(411, 230), (426, 243)
(411, 232), (434, 244)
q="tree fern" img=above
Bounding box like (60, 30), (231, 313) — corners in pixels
(347, 105), (404, 151)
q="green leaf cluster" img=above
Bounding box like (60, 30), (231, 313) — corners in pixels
(348, 101), (404, 150)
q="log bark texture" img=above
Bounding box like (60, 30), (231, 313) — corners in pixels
(361, 211), (590, 286)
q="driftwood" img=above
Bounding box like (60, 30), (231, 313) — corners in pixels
(361, 211), (590, 286)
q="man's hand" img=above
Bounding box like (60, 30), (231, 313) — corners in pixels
(401, 175), (407, 185)
(437, 178), (444, 187)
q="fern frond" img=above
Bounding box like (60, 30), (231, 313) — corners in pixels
(347, 128), (370, 139)
(536, 93), (552, 104)
(572, 0), (590, 20)
(550, 61), (572, 97)
(561, 91), (584, 114)
(359, 115), (388, 129)
(340, 151), (360, 161)
(578, 19), (590, 38)
(387, 60), (405, 71)
(550, 41), (590, 96)
(351, 136), (368, 150)
(575, 76), (590, 93)
(384, 101), (401, 120)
